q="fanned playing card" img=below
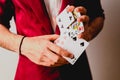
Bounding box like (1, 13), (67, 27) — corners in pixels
(55, 35), (89, 65)
(55, 5), (89, 65)
(63, 37), (89, 65)
(56, 5), (75, 35)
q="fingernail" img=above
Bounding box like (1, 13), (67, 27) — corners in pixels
(70, 54), (74, 59)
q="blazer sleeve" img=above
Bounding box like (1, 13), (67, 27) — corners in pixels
(74, 0), (105, 22)
(0, 0), (14, 29)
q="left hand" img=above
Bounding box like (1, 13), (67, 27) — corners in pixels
(67, 5), (89, 39)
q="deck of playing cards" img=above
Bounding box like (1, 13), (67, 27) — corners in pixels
(54, 5), (89, 65)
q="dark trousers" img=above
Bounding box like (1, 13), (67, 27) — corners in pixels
(59, 51), (93, 80)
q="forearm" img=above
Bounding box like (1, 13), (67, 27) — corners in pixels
(82, 17), (105, 41)
(0, 24), (23, 53)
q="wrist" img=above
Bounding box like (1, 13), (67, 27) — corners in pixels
(19, 36), (26, 54)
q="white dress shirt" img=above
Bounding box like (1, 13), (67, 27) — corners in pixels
(44, 0), (62, 31)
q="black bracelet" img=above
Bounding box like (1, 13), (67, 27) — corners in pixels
(19, 36), (26, 54)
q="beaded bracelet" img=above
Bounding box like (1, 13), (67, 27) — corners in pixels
(19, 36), (26, 54)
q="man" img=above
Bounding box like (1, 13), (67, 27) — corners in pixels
(0, 0), (105, 80)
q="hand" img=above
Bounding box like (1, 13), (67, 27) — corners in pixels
(67, 5), (89, 39)
(21, 34), (73, 67)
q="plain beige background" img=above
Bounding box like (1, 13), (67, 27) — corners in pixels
(0, 0), (120, 80)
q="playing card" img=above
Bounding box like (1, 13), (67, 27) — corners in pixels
(63, 37), (89, 65)
(55, 5), (89, 65)
(54, 35), (67, 48)
(70, 21), (84, 34)
(73, 10), (82, 19)
(56, 5), (75, 35)
(67, 21), (84, 40)
(69, 10), (84, 34)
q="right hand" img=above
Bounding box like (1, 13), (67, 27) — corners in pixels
(21, 34), (73, 67)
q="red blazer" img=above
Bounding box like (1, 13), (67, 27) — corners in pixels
(0, 0), (105, 79)
(13, 0), (75, 80)
(11, 0), (74, 37)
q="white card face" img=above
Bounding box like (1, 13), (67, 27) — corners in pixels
(72, 11), (84, 34)
(73, 11), (81, 18)
(55, 5), (89, 65)
(55, 36), (89, 65)
(54, 35), (67, 48)
(63, 38), (89, 65)
(69, 21), (84, 34)
(56, 5), (75, 34)
(67, 21), (84, 40)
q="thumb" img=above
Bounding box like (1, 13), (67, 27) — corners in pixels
(43, 34), (59, 41)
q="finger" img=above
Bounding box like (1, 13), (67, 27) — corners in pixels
(66, 5), (75, 12)
(74, 6), (87, 15)
(77, 15), (89, 23)
(40, 54), (68, 67)
(39, 55), (54, 66)
(47, 42), (74, 58)
(77, 33), (82, 39)
(45, 49), (69, 66)
(50, 56), (69, 67)
(40, 34), (59, 41)
(57, 56), (69, 65)
(47, 34), (59, 41)
(39, 62), (52, 67)
(44, 49), (60, 63)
